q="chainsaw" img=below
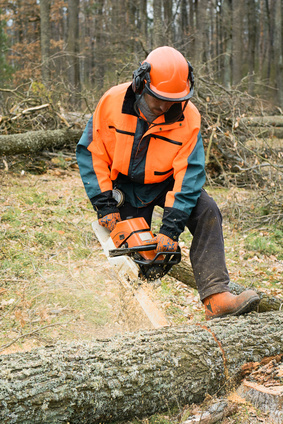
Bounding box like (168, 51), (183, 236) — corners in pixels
(108, 217), (181, 281)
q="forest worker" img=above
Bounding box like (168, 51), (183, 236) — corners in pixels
(76, 46), (260, 320)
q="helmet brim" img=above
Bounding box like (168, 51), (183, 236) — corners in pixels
(144, 82), (194, 102)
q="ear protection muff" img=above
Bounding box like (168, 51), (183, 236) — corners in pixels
(132, 62), (151, 94)
(187, 61), (194, 94)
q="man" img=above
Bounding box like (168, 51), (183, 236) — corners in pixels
(76, 46), (260, 320)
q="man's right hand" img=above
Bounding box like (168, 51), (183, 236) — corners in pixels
(98, 212), (121, 232)
(145, 233), (178, 253)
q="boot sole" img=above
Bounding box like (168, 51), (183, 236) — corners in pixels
(208, 295), (260, 320)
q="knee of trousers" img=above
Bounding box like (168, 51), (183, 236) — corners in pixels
(186, 192), (223, 233)
(196, 192), (222, 221)
(203, 195), (223, 222)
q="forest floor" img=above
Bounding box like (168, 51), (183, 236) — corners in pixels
(0, 160), (282, 424)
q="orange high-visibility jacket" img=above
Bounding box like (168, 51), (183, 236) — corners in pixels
(76, 83), (206, 240)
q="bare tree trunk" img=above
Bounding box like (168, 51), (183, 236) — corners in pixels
(163, 0), (173, 45)
(95, 0), (105, 93)
(188, 0), (195, 60)
(194, 0), (208, 66)
(153, 0), (164, 47)
(274, 0), (283, 108)
(223, 0), (232, 88)
(265, 0), (275, 82)
(39, 0), (51, 85)
(232, 0), (243, 85)
(1, 312), (282, 423)
(67, 0), (80, 106)
(247, 0), (257, 95)
(139, 0), (148, 47)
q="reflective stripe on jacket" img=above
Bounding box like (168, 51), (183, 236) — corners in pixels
(76, 82), (206, 240)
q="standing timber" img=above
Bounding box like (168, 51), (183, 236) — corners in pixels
(0, 311), (283, 423)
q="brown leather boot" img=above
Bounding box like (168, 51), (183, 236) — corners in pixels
(203, 290), (260, 320)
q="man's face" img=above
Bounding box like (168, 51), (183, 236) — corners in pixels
(144, 93), (176, 116)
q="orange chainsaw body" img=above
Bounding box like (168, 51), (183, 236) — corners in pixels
(110, 217), (156, 261)
(109, 217), (181, 280)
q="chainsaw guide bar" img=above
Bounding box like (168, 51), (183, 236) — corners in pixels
(92, 220), (169, 329)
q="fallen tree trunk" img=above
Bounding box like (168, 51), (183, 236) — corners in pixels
(0, 312), (282, 424)
(0, 129), (83, 155)
(169, 261), (283, 313)
(238, 116), (283, 138)
(239, 116), (283, 127)
(252, 127), (283, 138)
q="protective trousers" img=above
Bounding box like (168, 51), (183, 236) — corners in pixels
(118, 188), (231, 301)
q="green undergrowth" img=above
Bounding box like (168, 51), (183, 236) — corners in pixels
(0, 169), (120, 352)
(244, 227), (283, 260)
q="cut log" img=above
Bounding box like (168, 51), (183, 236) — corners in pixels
(238, 381), (283, 423)
(239, 116), (283, 127)
(0, 311), (283, 423)
(0, 129), (83, 155)
(237, 357), (283, 424)
(253, 127), (283, 138)
(182, 399), (238, 424)
(169, 261), (283, 313)
(238, 116), (283, 139)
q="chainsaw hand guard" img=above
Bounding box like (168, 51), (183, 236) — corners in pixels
(134, 247), (181, 280)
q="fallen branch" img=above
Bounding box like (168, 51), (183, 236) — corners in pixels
(10, 103), (50, 119)
(239, 116), (283, 127)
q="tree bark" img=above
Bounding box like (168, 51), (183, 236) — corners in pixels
(231, 0), (243, 85)
(222, 0), (232, 89)
(239, 116), (283, 126)
(67, 0), (80, 105)
(153, 0), (164, 47)
(0, 129), (82, 155)
(39, 0), (51, 84)
(1, 312), (283, 423)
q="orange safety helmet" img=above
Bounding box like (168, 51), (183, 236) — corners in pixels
(132, 46), (194, 102)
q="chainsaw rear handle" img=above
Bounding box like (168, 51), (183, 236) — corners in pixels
(109, 244), (157, 257)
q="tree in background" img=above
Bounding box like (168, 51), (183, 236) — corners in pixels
(40, 0), (51, 85)
(0, 0), (283, 109)
(0, 8), (12, 86)
(67, 0), (80, 104)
